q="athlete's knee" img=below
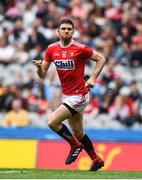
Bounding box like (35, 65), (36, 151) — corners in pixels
(47, 115), (56, 129)
(47, 120), (54, 129)
(47, 115), (62, 131)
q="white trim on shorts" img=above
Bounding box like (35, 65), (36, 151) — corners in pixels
(62, 93), (90, 113)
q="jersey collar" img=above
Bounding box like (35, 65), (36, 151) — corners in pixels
(60, 39), (74, 48)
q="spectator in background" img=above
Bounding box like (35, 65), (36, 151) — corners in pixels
(0, 85), (16, 112)
(99, 87), (115, 114)
(8, 18), (28, 47)
(102, 58), (118, 85)
(1, 99), (29, 128)
(119, 86), (134, 116)
(119, 26), (131, 44)
(84, 94), (99, 118)
(129, 80), (141, 102)
(71, 1), (88, 20)
(0, 37), (15, 65)
(28, 88), (48, 113)
(118, 41), (131, 66)
(131, 17), (142, 50)
(130, 38), (142, 67)
(117, 86), (135, 127)
(130, 29), (142, 68)
(129, 80), (142, 124)
(26, 27), (49, 50)
(15, 44), (29, 64)
(108, 94), (133, 127)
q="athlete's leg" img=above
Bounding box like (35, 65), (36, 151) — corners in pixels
(68, 112), (84, 139)
(48, 104), (71, 131)
(68, 114), (104, 170)
(48, 104), (81, 149)
(68, 113), (97, 158)
(48, 108), (83, 165)
(68, 112), (97, 157)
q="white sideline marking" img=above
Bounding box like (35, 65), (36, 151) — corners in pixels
(0, 170), (20, 173)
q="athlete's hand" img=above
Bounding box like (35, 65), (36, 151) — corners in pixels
(85, 76), (95, 90)
(32, 59), (45, 78)
(32, 60), (42, 68)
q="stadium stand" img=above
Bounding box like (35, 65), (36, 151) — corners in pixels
(0, 0), (142, 132)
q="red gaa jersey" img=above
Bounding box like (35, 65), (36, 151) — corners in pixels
(44, 40), (93, 95)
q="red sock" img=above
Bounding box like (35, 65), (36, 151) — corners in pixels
(56, 124), (81, 146)
(88, 149), (97, 160)
(79, 134), (97, 160)
(70, 135), (82, 147)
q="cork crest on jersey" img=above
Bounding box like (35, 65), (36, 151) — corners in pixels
(54, 59), (75, 70)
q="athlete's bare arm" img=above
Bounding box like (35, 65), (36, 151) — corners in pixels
(85, 50), (105, 89)
(32, 60), (51, 79)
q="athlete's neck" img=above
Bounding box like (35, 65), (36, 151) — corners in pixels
(60, 39), (73, 48)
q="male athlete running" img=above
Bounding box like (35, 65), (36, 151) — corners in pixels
(33, 18), (105, 171)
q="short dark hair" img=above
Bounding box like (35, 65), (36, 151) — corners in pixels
(59, 18), (74, 29)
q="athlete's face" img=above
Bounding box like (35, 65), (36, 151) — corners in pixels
(58, 23), (74, 41)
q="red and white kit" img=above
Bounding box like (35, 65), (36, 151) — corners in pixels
(44, 40), (93, 112)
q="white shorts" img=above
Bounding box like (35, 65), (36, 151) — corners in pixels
(62, 93), (90, 113)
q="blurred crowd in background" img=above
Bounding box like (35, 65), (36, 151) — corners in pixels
(0, 0), (142, 129)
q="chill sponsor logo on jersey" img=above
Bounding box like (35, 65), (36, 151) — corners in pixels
(54, 59), (75, 70)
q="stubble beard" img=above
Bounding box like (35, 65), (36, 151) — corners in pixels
(61, 34), (72, 41)
(60, 34), (73, 45)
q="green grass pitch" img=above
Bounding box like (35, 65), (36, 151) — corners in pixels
(0, 169), (142, 179)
